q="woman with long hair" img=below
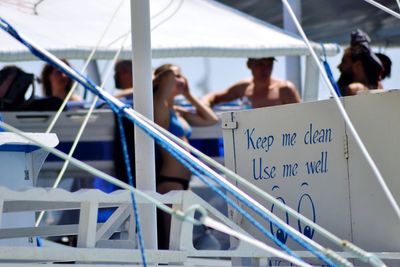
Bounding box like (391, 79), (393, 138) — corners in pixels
(41, 59), (81, 101)
(153, 63), (218, 249)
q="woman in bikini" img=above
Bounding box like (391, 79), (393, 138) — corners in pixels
(153, 63), (219, 249)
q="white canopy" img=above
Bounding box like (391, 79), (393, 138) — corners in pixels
(0, 0), (339, 62)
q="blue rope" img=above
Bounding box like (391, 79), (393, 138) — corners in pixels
(36, 237), (42, 247)
(0, 17), (335, 266)
(320, 43), (342, 97)
(116, 106), (147, 267)
(323, 61), (342, 97)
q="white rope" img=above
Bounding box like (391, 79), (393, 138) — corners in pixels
(45, 0), (126, 133)
(281, 1), (398, 264)
(203, 217), (312, 267)
(363, 0), (400, 19)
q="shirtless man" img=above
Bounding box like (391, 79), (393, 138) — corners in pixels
(202, 57), (300, 108)
(337, 29), (383, 96)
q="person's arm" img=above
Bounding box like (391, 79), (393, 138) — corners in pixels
(201, 80), (249, 107)
(281, 81), (301, 104)
(114, 88), (133, 99)
(69, 93), (82, 101)
(347, 83), (368, 96)
(177, 77), (219, 126)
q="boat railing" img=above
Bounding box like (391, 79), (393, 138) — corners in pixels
(0, 186), (264, 265)
(1, 105), (229, 179)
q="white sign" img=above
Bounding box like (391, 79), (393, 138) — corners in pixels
(222, 90), (400, 258)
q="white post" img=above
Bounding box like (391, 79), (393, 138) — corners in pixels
(303, 55), (320, 101)
(283, 0), (302, 95)
(77, 201), (99, 248)
(130, 1), (157, 249)
(87, 61), (102, 85)
(86, 61), (102, 101)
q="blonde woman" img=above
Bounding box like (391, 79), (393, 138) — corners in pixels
(153, 64), (218, 249)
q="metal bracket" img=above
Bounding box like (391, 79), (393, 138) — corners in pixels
(222, 121), (238, 130)
(24, 170), (30, 181)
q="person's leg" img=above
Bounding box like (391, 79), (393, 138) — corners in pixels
(156, 179), (188, 249)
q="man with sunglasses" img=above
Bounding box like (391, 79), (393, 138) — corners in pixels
(202, 57), (300, 109)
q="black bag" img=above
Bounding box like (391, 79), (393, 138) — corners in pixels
(0, 66), (35, 111)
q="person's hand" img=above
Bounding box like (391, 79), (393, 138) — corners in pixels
(181, 76), (191, 98)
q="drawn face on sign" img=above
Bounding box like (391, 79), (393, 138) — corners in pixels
(297, 183), (316, 239)
(270, 183), (316, 244)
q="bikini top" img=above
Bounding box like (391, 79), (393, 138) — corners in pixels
(168, 109), (192, 138)
(241, 96), (252, 109)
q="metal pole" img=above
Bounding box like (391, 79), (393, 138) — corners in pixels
(283, 0), (302, 95)
(130, 0), (157, 249)
(303, 55), (319, 101)
(86, 60), (102, 101)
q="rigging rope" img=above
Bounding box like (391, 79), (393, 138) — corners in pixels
(363, 0), (400, 19)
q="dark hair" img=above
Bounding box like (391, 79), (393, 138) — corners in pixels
(114, 60), (132, 73)
(376, 53), (392, 79)
(350, 51), (382, 87)
(247, 57), (276, 62)
(114, 60), (133, 89)
(350, 29), (383, 87)
(41, 59), (72, 97)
